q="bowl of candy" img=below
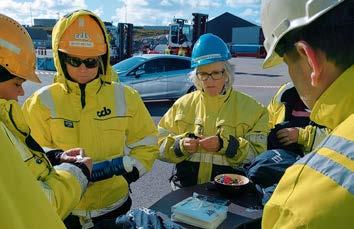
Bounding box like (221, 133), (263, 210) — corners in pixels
(214, 174), (250, 195)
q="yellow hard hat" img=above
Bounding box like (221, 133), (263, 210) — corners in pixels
(58, 15), (107, 57)
(261, 0), (345, 69)
(0, 14), (40, 82)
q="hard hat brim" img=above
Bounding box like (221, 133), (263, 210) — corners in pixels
(262, 50), (283, 69)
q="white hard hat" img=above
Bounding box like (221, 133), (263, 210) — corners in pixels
(261, 0), (345, 68)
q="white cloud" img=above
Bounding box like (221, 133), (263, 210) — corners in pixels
(0, 0), (87, 25)
(160, 0), (172, 6)
(226, 0), (260, 7)
(178, 0), (221, 8)
(112, 1), (174, 25)
(92, 6), (104, 17)
(160, 0), (220, 8)
(239, 8), (259, 17)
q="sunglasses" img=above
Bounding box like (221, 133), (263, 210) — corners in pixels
(64, 55), (99, 68)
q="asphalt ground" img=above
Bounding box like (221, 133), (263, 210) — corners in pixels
(21, 57), (290, 209)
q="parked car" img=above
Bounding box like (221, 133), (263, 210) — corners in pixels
(113, 54), (195, 101)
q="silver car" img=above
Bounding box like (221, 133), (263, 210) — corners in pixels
(113, 54), (195, 101)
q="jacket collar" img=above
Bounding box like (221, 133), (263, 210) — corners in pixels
(201, 87), (232, 102)
(311, 65), (354, 130)
(65, 77), (104, 95)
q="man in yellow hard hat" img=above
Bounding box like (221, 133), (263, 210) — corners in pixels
(0, 13), (93, 228)
(260, 0), (354, 228)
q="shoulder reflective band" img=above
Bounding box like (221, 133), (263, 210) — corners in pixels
(318, 135), (354, 160)
(296, 152), (354, 194)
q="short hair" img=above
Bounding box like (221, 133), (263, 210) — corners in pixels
(189, 61), (235, 91)
(276, 0), (354, 70)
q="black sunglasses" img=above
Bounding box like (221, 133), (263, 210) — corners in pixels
(64, 55), (99, 68)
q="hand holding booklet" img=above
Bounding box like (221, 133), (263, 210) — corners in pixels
(171, 192), (228, 229)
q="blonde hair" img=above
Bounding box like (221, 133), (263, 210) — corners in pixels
(189, 61), (235, 92)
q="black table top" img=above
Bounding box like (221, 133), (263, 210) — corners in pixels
(149, 183), (263, 229)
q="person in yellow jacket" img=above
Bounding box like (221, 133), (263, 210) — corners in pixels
(158, 34), (268, 188)
(0, 125), (66, 229)
(261, 0), (354, 227)
(0, 13), (92, 221)
(23, 10), (158, 228)
(267, 82), (330, 155)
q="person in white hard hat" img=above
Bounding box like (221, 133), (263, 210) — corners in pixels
(260, 0), (354, 228)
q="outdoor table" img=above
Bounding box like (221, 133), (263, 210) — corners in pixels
(149, 183), (263, 229)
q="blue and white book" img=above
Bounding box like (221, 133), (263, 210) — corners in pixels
(171, 193), (228, 229)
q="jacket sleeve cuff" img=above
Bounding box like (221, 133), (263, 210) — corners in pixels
(46, 149), (63, 166)
(173, 137), (185, 157)
(54, 163), (89, 193)
(219, 135), (239, 158)
(173, 132), (195, 157)
(297, 127), (309, 146)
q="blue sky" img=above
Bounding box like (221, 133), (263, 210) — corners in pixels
(1, 0), (261, 26)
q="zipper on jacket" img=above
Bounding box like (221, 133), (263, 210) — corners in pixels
(79, 84), (86, 108)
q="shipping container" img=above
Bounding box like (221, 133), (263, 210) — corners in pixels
(231, 26), (266, 58)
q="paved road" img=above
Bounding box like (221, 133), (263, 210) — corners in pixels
(21, 57), (290, 209)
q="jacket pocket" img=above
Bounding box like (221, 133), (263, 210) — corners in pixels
(216, 119), (251, 139)
(50, 119), (78, 149)
(95, 117), (127, 158)
(174, 113), (195, 134)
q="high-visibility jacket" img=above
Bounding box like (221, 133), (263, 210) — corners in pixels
(0, 99), (87, 219)
(268, 82), (330, 153)
(23, 10), (158, 218)
(0, 122), (65, 229)
(263, 65), (354, 228)
(158, 89), (268, 184)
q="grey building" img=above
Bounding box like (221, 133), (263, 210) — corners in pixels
(26, 27), (51, 49)
(34, 19), (57, 27)
(206, 12), (257, 44)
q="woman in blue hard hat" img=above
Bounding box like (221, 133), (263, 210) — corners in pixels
(158, 33), (269, 188)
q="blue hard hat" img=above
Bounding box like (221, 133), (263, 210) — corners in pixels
(191, 33), (231, 68)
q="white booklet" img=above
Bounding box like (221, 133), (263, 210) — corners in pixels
(171, 193), (228, 229)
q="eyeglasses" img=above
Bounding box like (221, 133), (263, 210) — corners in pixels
(196, 70), (225, 81)
(64, 55), (99, 68)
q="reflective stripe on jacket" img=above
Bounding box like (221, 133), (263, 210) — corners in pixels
(23, 11), (158, 216)
(158, 89), (268, 184)
(263, 65), (354, 228)
(0, 99), (86, 219)
(0, 122), (65, 229)
(23, 81), (158, 215)
(268, 82), (330, 153)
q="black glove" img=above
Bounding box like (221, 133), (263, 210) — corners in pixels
(46, 149), (63, 166)
(122, 167), (140, 184)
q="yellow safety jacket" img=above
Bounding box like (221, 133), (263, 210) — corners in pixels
(263, 65), (354, 228)
(268, 82), (330, 153)
(0, 122), (65, 229)
(0, 99), (87, 219)
(23, 10), (158, 218)
(158, 89), (268, 184)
